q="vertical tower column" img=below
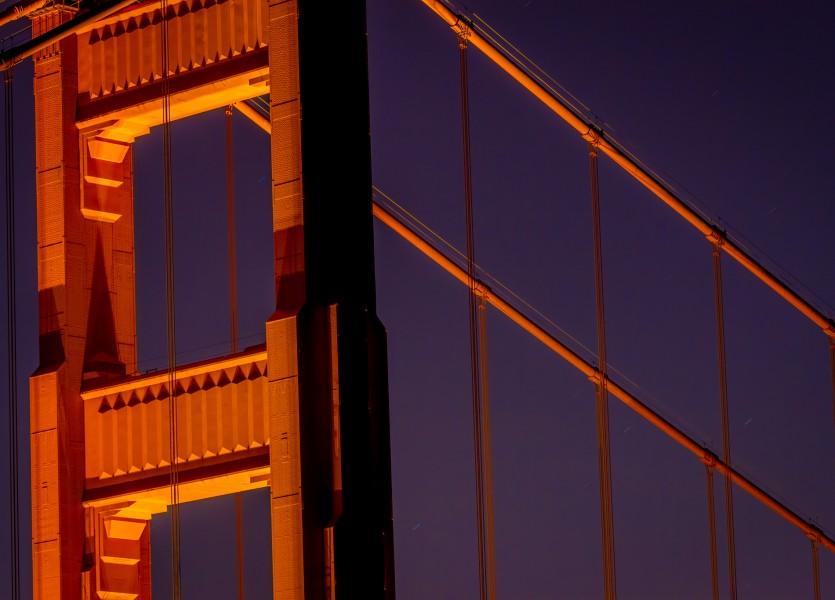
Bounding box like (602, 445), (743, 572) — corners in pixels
(266, 1), (395, 598)
(266, 0), (306, 597)
(29, 6), (138, 598)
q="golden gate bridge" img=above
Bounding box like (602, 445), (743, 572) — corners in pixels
(1, 0), (834, 598)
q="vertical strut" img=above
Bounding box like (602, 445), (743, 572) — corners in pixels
(711, 240), (737, 600)
(588, 139), (617, 600)
(457, 21), (495, 600)
(4, 66), (20, 600)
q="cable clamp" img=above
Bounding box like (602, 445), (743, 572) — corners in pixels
(806, 529), (822, 544)
(588, 369), (604, 387)
(705, 226), (726, 249)
(472, 279), (491, 301)
(582, 125), (603, 154)
(699, 450), (718, 468)
(452, 14), (473, 48)
(823, 322), (835, 342)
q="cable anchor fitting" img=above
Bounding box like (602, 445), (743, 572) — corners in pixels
(452, 14), (473, 48)
(806, 529), (822, 545)
(706, 226), (727, 251)
(472, 279), (491, 301)
(582, 124), (604, 156)
(587, 368), (605, 387)
(699, 449), (718, 469)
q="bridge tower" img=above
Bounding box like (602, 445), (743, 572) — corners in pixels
(27, 0), (395, 598)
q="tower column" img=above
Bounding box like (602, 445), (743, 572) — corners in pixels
(30, 6), (138, 598)
(266, 1), (395, 598)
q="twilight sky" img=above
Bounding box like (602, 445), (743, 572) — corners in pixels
(3, 1), (835, 598)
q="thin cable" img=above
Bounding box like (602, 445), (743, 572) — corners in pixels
(830, 337), (835, 434)
(458, 25), (493, 600)
(235, 493), (245, 600)
(589, 140), (617, 600)
(703, 461), (720, 600)
(226, 106), (238, 355)
(4, 65), (20, 600)
(712, 242), (737, 600)
(226, 104), (245, 600)
(810, 538), (822, 600)
(477, 296), (496, 598)
(160, 0), (182, 596)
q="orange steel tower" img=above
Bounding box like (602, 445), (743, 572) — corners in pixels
(25, 0), (395, 598)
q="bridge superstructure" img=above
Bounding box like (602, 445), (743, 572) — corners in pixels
(5, 0), (394, 598)
(2, 0), (834, 599)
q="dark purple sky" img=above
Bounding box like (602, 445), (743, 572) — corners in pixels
(3, 1), (835, 598)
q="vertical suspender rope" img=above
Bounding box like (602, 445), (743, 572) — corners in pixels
(810, 538), (822, 600)
(456, 19), (496, 600)
(477, 296), (496, 598)
(829, 337), (835, 433)
(711, 240), (737, 600)
(4, 66), (20, 600)
(588, 139), (617, 600)
(226, 105), (245, 600)
(160, 0), (182, 597)
(702, 458), (720, 600)
(226, 106), (239, 355)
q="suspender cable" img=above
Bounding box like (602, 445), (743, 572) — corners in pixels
(235, 494), (245, 600)
(589, 139), (617, 600)
(160, 0), (182, 596)
(477, 295), (496, 598)
(702, 459), (720, 600)
(457, 21), (496, 600)
(226, 106), (239, 355)
(810, 538), (822, 600)
(829, 337), (835, 433)
(4, 66), (20, 600)
(711, 241), (737, 600)
(226, 105), (245, 600)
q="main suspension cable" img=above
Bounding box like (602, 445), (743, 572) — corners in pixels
(711, 240), (737, 600)
(372, 198), (835, 556)
(4, 65), (20, 600)
(457, 22), (495, 600)
(588, 139), (617, 600)
(159, 0), (182, 596)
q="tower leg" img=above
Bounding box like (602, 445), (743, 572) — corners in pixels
(30, 7), (137, 598)
(265, 1), (396, 598)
